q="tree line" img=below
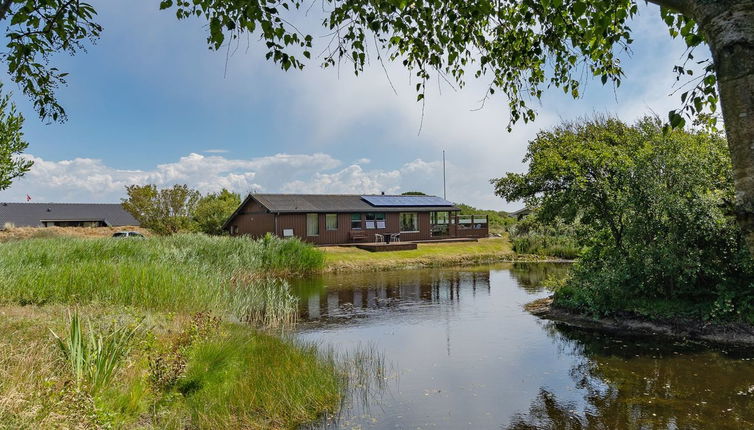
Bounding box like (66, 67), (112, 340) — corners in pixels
(121, 185), (240, 236)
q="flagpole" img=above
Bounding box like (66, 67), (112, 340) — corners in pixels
(442, 150), (447, 200)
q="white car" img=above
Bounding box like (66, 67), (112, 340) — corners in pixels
(112, 231), (144, 238)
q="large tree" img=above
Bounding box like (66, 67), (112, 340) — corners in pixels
(2, 0), (753, 251)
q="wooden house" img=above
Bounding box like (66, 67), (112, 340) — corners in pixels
(223, 194), (489, 245)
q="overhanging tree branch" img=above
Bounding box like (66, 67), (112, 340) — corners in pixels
(0, 0), (13, 21)
(644, 0), (692, 16)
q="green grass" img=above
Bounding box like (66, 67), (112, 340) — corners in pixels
(323, 236), (551, 271)
(0, 234), (322, 322)
(0, 235), (346, 429)
(511, 233), (583, 259)
(0, 306), (345, 430)
(177, 326), (341, 429)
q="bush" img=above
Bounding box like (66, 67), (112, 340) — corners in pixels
(508, 216), (585, 258)
(496, 116), (754, 322)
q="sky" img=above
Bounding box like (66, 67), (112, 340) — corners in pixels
(0, 2), (696, 211)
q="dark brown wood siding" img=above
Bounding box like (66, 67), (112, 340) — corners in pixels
(228, 198), (275, 238)
(227, 197), (487, 244)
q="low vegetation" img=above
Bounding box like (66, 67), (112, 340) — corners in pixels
(0, 233), (322, 314)
(323, 237), (555, 272)
(0, 225), (149, 242)
(496, 116), (754, 323)
(508, 216), (585, 259)
(0, 234), (346, 429)
(0, 306), (343, 429)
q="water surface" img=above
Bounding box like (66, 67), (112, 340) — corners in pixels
(293, 264), (754, 429)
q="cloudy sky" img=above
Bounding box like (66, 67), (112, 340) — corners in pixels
(0, 2), (696, 210)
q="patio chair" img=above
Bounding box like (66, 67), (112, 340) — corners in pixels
(390, 233), (400, 242)
(375, 233), (384, 243)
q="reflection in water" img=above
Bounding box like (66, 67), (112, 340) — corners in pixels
(292, 269), (492, 324)
(508, 324), (754, 430)
(508, 262), (572, 293)
(294, 264), (754, 430)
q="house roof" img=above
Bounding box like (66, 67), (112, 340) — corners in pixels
(252, 194), (459, 213)
(223, 194), (459, 228)
(0, 203), (139, 227)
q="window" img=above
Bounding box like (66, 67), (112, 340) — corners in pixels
(306, 213), (319, 236)
(351, 213), (362, 229)
(326, 214), (338, 230)
(365, 212), (386, 229)
(400, 213), (418, 232)
(458, 215), (473, 228)
(431, 211), (449, 225)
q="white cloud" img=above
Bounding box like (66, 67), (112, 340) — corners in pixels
(0, 153), (498, 206)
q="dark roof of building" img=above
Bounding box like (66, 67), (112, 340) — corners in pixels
(0, 203), (139, 227)
(223, 194), (459, 228)
(252, 194), (459, 213)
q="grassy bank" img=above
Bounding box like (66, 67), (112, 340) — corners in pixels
(0, 306), (342, 429)
(0, 234), (322, 315)
(0, 234), (343, 429)
(323, 237), (557, 272)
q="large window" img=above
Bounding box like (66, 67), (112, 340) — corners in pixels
(326, 213), (338, 230)
(399, 213), (418, 232)
(430, 211), (449, 225)
(365, 212), (386, 229)
(351, 213), (362, 229)
(306, 213), (319, 236)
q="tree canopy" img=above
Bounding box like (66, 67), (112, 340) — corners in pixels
(497, 117), (754, 321)
(0, 85), (31, 191)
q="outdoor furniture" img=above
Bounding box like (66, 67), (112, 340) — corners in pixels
(350, 231), (367, 241)
(390, 233), (400, 242)
(375, 233), (384, 242)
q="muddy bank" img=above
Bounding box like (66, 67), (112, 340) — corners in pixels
(526, 296), (754, 346)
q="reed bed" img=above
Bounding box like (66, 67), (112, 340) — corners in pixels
(0, 234), (323, 324)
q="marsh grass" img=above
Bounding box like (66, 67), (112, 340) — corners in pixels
(0, 234), (323, 321)
(0, 306), (366, 429)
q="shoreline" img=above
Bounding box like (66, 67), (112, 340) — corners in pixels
(526, 296), (754, 346)
(324, 253), (572, 272)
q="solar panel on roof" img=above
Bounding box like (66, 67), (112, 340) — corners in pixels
(361, 195), (453, 207)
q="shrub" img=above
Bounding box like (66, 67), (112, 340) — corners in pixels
(496, 116), (754, 322)
(50, 310), (140, 393)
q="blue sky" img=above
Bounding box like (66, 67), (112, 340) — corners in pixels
(0, 2), (696, 210)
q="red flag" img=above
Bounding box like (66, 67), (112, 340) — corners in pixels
(26, 194), (31, 202)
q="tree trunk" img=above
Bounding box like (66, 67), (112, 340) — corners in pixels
(696, 1), (754, 254)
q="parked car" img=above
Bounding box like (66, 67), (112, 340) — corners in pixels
(112, 231), (144, 238)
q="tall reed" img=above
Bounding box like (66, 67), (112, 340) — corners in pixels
(0, 234), (322, 317)
(50, 310), (140, 392)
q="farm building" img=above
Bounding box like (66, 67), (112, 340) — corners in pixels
(223, 194), (489, 245)
(0, 203), (139, 228)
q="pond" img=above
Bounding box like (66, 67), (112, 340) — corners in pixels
(292, 263), (754, 430)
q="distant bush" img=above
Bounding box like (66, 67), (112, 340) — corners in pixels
(508, 216), (585, 259)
